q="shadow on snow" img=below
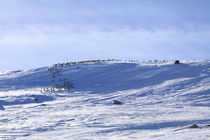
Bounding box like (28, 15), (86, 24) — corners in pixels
(95, 118), (210, 134)
(0, 95), (54, 107)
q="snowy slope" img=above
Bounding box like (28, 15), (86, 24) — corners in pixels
(0, 61), (210, 139)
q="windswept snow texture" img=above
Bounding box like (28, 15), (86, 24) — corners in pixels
(0, 61), (210, 139)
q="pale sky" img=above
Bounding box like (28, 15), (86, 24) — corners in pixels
(0, 0), (210, 71)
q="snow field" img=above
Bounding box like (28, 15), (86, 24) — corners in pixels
(0, 61), (210, 139)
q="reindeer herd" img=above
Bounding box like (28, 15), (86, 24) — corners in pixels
(40, 67), (74, 93)
(52, 59), (126, 67)
(51, 59), (170, 67)
(40, 59), (172, 93)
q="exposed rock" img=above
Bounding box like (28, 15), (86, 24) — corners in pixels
(34, 98), (39, 101)
(113, 100), (122, 105)
(189, 124), (199, 128)
(174, 60), (180, 64)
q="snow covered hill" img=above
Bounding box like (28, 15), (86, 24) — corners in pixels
(0, 60), (210, 139)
